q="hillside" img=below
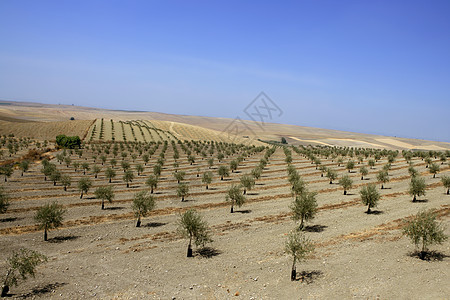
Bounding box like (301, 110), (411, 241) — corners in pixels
(1, 100), (449, 150)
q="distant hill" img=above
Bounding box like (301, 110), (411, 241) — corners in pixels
(0, 99), (449, 150)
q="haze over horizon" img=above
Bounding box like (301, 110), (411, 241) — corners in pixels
(1, 1), (449, 142)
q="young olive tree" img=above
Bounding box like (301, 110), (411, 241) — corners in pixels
(146, 175), (158, 194)
(339, 175), (353, 195)
(1, 248), (47, 297)
(359, 166), (368, 180)
(0, 187), (9, 214)
(240, 174), (255, 195)
(34, 202), (66, 241)
(403, 209), (448, 259)
(94, 186), (115, 210)
(218, 165), (230, 180)
(359, 184), (380, 214)
(19, 160), (30, 176)
(376, 170), (389, 189)
(202, 171), (213, 190)
(177, 183), (189, 201)
(441, 175), (450, 195)
(132, 190), (156, 227)
(177, 209), (212, 257)
(226, 185), (246, 213)
(285, 231), (314, 281)
(409, 176), (426, 202)
(290, 191), (318, 229)
(123, 170), (134, 188)
(429, 163), (440, 178)
(326, 168), (338, 184)
(77, 176), (92, 199)
(174, 171), (185, 183)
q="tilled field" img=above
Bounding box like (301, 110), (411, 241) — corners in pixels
(0, 144), (449, 299)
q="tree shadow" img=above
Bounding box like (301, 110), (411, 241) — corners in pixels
(345, 193), (356, 196)
(143, 222), (166, 228)
(381, 187), (392, 190)
(365, 210), (384, 215)
(413, 199), (428, 203)
(222, 178), (233, 181)
(408, 250), (449, 261)
(363, 177), (371, 180)
(48, 235), (80, 243)
(304, 225), (327, 233)
(247, 192), (259, 196)
(104, 206), (125, 210)
(17, 282), (67, 299)
(235, 209), (252, 214)
(295, 270), (323, 283)
(0, 217), (19, 223)
(196, 246), (222, 258)
(154, 191), (164, 195)
(129, 185), (140, 189)
(255, 183), (265, 186)
(207, 187), (218, 190)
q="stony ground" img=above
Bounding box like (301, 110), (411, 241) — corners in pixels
(1, 145), (449, 299)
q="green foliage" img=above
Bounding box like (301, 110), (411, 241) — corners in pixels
(177, 183), (189, 201)
(441, 175), (450, 194)
(60, 175), (71, 191)
(359, 184), (380, 213)
(218, 165), (230, 180)
(55, 134), (81, 149)
(202, 171), (213, 189)
(177, 209), (212, 256)
(174, 171), (186, 183)
(240, 174), (255, 194)
(409, 176), (426, 202)
(2, 248), (47, 292)
(285, 230), (314, 280)
(123, 170), (134, 187)
(346, 160), (355, 172)
(145, 175), (158, 193)
(77, 176), (92, 198)
(408, 166), (418, 178)
(326, 168), (338, 184)
(94, 186), (115, 209)
(359, 166), (368, 179)
(226, 184), (246, 213)
(132, 190), (156, 227)
(19, 160), (30, 175)
(92, 165), (101, 178)
(403, 209), (447, 258)
(290, 191), (318, 229)
(376, 170), (389, 189)
(1, 165), (14, 182)
(105, 167), (116, 183)
(429, 163), (440, 178)
(339, 175), (353, 195)
(0, 186), (9, 213)
(34, 202), (66, 241)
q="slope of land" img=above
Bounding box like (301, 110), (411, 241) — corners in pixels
(1, 100), (449, 150)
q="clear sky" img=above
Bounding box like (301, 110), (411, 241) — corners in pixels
(1, 0), (449, 142)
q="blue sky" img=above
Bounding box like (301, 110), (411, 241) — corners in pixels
(1, 0), (449, 142)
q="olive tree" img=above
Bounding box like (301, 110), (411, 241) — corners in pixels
(359, 166), (368, 180)
(285, 230), (314, 281)
(77, 176), (92, 199)
(218, 165), (230, 180)
(123, 170), (134, 188)
(408, 166), (418, 178)
(94, 186), (115, 210)
(226, 185), (246, 213)
(1, 248), (47, 297)
(346, 160), (355, 173)
(146, 175), (158, 193)
(19, 160), (30, 176)
(359, 184), (380, 214)
(174, 171), (185, 183)
(92, 165), (101, 178)
(409, 176), (426, 202)
(132, 190), (156, 227)
(403, 209), (447, 259)
(339, 175), (353, 195)
(290, 191), (318, 229)
(326, 168), (338, 184)
(34, 202), (66, 241)
(0, 187), (9, 214)
(376, 170), (389, 189)
(1, 165), (13, 182)
(429, 163), (440, 178)
(177, 183), (189, 201)
(61, 175), (71, 191)
(202, 171), (213, 190)
(105, 167), (116, 183)
(240, 174), (255, 195)
(177, 209), (212, 257)
(441, 175), (450, 195)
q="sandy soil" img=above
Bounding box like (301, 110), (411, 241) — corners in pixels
(0, 144), (449, 299)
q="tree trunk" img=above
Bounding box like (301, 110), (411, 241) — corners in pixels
(291, 258), (296, 281)
(367, 205), (371, 214)
(64, 186), (67, 191)
(206, 185), (208, 190)
(329, 180), (332, 184)
(413, 195), (416, 202)
(127, 182), (129, 188)
(187, 239), (193, 257)
(433, 174), (436, 178)
(230, 204), (234, 213)
(151, 188), (153, 194)
(344, 190), (347, 195)
(44, 228), (48, 241)
(361, 176), (363, 180)
(80, 192), (83, 199)
(447, 188), (449, 195)
(182, 196), (184, 202)
(136, 216), (141, 227)
(54, 181), (56, 186)
(221, 176), (223, 180)
(243, 189), (246, 195)
(381, 184), (384, 189)
(101, 200), (104, 210)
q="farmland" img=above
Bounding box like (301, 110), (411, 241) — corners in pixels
(1, 134), (449, 298)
